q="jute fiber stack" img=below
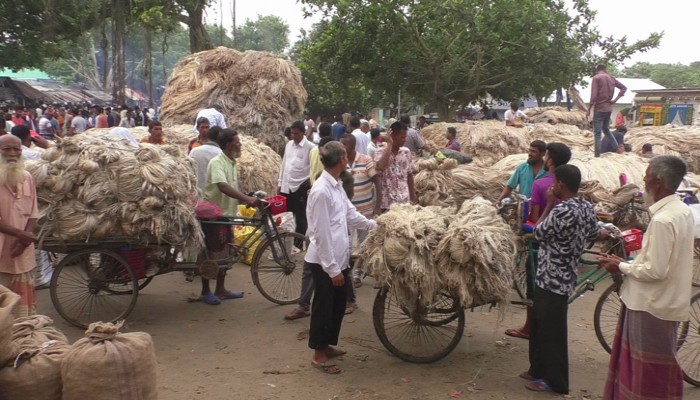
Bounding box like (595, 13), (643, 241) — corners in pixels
(0, 285), (19, 366)
(0, 339), (69, 400)
(159, 47), (307, 153)
(413, 158), (458, 206)
(525, 106), (588, 129)
(625, 126), (700, 173)
(61, 321), (158, 400)
(450, 165), (510, 204)
(435, 197), (518, 307)
(527, 124), (593, 152)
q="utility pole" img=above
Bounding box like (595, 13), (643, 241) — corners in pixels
(232, 0), (237, 48)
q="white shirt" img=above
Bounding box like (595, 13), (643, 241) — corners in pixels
(504, 109), (527, 123)
(189, 142), (222, 193)
(119, 118), (135, 128)
(305, 170), (377, 278)
(71, 116), (88, 133)
(304, 118), (315, 135)
(618, 195), (694, 321)
(194, 108), (227, 133)
(21, 145), (41, 160)
(278, 137), (315, 193)
(351, 128), (369, 155)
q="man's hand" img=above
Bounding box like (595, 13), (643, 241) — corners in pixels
(10, 237), (33, 258)
(598, 228), (611, 241)
(385, 129), (393, 147)
(597, 256), (622, 275)
(331, 273), (345, 287)
(545, 186), (556, 206)
(15, 230), (37, 247)
(244, 195), (262, 208)
(276, 186), (281, 195)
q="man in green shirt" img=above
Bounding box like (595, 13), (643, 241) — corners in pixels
(495, 140), (547, 203)
(199, 129), (261, 305)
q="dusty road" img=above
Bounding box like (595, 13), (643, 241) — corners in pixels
(37, 264), (699, 400)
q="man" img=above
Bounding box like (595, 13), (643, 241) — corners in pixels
(141, 107), (150, 127)
(11, 125), (41, 161)
(304, 114), (316, 140)
(523, 165), (600, 394)
(119, 110), (136, 128)
(278, 121), (315, 248)
(0, 135), (39, 317)
(640, 143), (655, 159)
(309, 123), (332, 186)
(444, 127), (461, 151)
(505, 102), (530, 127)
(63, 108), (74, 136)
(140, 121), (165, 145)
(374, 121), (417, 212)
(417, 115), (429, 131)
(496, 140), (547, 204)
(133, 106), (143, 126)
(367, 128), (382, 159)
(189, 117), (211, 153)
(37, 108), (56, 141)
(109, 106), (121, 128)
(190, 126), (222, 193)
(194, 105), (227, 133)
(96, 107), (109, 128)
(400, 115), (426, 155)
(199, 129), (261, 305)
(348, 117), (369, 155)
(588, 65), (627, 157)
(600, 126), (626, 155)
(69, 108), (88, 136)
(331, 115), (346, 141)
(530, 143), (572, 222)
(598, 156), (693, 400)
(340, 134), (381, 292)
(306, 140), (376, 374)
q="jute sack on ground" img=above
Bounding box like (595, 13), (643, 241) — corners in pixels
(0, 285), (19, 366)
(0, 340), (68, 400)
(61, 321), (158, 400)
(12, 315), (69, 348)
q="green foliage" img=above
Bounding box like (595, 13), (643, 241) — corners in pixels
(621, 62), (700, 88)
(236, 15), (290, 55)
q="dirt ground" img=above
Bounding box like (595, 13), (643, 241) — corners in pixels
(37, 264), (699, 400)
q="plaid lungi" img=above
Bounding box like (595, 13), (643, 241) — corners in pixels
(0, 270), (37, 318)
(603, 305), (683, 400)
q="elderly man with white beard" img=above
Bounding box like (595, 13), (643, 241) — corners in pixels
(0, 135), (39, 317)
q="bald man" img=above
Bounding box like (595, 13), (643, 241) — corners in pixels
(0, 135), (39, 317)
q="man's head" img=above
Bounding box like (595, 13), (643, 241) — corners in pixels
(418, 116), (427, 124)
(389, 121), (408, 148)
(644, 155), (687, 202)
(318, 122), (332, 139)
(642, 143), (653, 154)
(148, 121), (163, 142)
(105, 107), (112, 114)
(320, 140), (348, 171)
(544, 142), (572, 171)
(370, 128), (381, 142)
(217, 128), (242, 158)
(399, 114), (410, 125)
(290, 120), (305, 144)
(10, 125), (31, 146)
(349, 117), (361, 130)
(196, 117), (210, 138)
(305, 114), (311, 120)
(0, 135), (25, 186)
(595, 64), (607, 74)
(207, 125), (223, 143)
(335, 115), (343, 123)
(553, 164), (582, 198)
(340, 133), (357, 160)
(510, 102), (519, 112)
(527, 140), (547, 165)
(446, 127), (457, 141)
(360, 120), (370, 133)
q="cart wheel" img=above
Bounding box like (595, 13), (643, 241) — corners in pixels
(593, 281), (622, 354)
(50, 249), (138, 329)
(251, 232), (306, 305)
(677, 292), (700, 387)
(372, 288), (465, 363)
(692, 239), (700, 287)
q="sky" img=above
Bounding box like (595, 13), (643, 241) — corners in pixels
(207, 0), (695, 66)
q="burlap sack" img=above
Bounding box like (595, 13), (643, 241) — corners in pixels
(61, 321), (158, 400)
(0, 340), (68, 400)
(0, 285), (19, 366)
(11, 315), (69, 347)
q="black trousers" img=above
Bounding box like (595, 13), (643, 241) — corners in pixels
(283, 181), (310, 247)
(308, 263), (348, 350)
(528, 286), (569, 394)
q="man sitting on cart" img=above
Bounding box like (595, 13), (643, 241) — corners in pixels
(198, 129), (261, 305)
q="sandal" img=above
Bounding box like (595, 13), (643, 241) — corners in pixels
(311, 360), (341, 374)
(505, 328), (530, 340)
(217, 291), (244, 300)
(198, 293), (221, 305)
(519, 371), (536, 381)
(284, 308), (310, 320)
(525, 379), (553, 392)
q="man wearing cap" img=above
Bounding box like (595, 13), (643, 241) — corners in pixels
(600, 126), (626, 155)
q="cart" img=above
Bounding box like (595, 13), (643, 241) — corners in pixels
(40, 202), (305, 328)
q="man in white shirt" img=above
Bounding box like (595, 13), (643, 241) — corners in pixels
(304, 114), (316, 140)
(278, 120), (315, 248)
(306, 140), (376, 374)
(598, 155), (693, 399)
(504, 102), (530, 127)
(189, 126), (223, 193)
(194, 105), (227, 134)
(348, 117), (369, 155)
(69, 109), (88, 136)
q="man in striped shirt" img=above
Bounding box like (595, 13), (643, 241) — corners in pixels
(340, 134), (382, 290)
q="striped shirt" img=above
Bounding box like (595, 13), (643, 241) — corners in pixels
(348, 153), (377, 217)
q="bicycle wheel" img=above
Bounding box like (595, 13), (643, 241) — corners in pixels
(677, 291), (700, 387)
(251, 232), (305, 305)
(692, 239), (700, 287)
(372, 288), (465, 363)
(593, 281), (622, 354)
(50, 249), (138, 329)
(513, 247), (528, 301)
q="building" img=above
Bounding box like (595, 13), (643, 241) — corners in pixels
(633, 88), (700, 126)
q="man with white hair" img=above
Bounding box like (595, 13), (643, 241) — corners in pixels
(0, 135), (39, 317)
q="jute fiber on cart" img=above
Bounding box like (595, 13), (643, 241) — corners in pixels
(624, 125), (700, 173)
(0, 339), (69, 400)
(25, 132), (203, 252)
(0, 285), (19, 366)
(86, 125), (282, 196)
(159, 46), (306, 154)
(435, 197), (518, 307)
(61, 321), (158, 400)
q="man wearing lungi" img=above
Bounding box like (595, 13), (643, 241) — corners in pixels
(0, 134), (39, 317)
(599, 155), (693, 400)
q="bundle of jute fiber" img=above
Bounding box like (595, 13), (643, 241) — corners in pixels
(11, 315), (69, 348)
(525, 106), (588, 129)
(420, 121), (531, 166)
(413, 158), (458, 206)
(361, 204), (453, 309)
(61, 321), (157, 400)
(0, 339), (69, 400)
(159, 46), (306, 153)
(449, 165), (511, 203)
(526, 124), (593, 152)
(0, 285), (19, 366)
(435, 197), (518, 307)
(624, 126), (700, 173)
(27, 132), (203, 252)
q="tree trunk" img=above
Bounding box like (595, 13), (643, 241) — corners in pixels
(100, 24), (109, 91)
(145, 28), (153, 108)
(187, 3), (213, 53)
(111, 0), (127, 105)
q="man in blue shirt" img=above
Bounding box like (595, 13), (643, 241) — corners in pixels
(600, 126), (626, 154)
(495, 140), (547, 203)
(331, 115), (346, 140)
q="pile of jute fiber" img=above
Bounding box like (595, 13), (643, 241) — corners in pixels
(625, 125), (700, 173)
(25, 132), (203, 251)
(159, 46), (306, 154)
(525, 106), (588, 129)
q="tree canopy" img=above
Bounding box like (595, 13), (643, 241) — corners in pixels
(622, 62), (700, 89)
(236, 15), (290, 55)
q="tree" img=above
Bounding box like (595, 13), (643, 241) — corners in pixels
(236, 15), (290, 55)
(299, 0), (661, 119)
(622, 62), (700, 88)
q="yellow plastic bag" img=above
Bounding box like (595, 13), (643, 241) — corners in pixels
(234, 205), (264, 265)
